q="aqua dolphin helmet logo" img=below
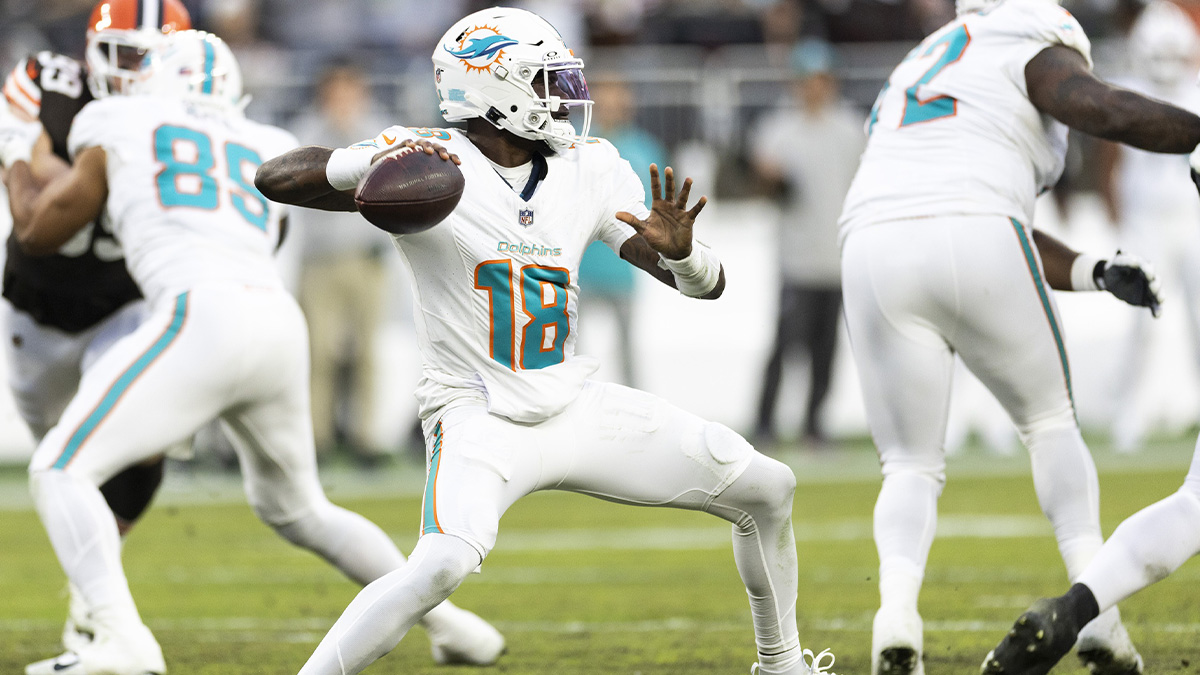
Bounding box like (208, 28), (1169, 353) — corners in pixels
(445, 24), (518, 74)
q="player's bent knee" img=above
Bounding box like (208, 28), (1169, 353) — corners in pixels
(720, 453), (797, 524)
(412, 533), (482, 598)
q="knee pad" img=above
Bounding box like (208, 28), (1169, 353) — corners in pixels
(702, 421), (755, 467)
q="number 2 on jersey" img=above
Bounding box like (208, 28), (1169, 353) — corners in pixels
(897, 25), (971, 128)
(154, 125), (269, 230)
(475, 260), (570, 370)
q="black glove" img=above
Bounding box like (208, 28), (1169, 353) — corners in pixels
(1096, 251), (1163, 317)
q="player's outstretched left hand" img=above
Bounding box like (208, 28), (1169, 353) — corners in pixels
(615, 164), (707, 260)
(1101, 251), (1163, 317)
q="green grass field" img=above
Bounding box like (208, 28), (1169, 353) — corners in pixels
(3, 438), (1200, 674)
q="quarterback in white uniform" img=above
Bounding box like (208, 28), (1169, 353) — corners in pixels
(7, 31), (502, 675)
(838, 0), (1200, 674)
(257, 7), (824, 675)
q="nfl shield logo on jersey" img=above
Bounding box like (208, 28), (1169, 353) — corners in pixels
(518, 208), (534, 227)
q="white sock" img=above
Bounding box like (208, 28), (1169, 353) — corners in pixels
(1024, 423), (1103, 578)
(31, 470), (142, 627)
(873, 471), (940, 611)
(298, 533), (480, 675)
(1078, 488), (1200, 613)
(707, 454), (802, 670)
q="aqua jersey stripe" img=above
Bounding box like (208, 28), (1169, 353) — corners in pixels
(53, 293), (190, 469)
(1009, 219), (1074, 407)
(201, 39), (214, 95)
(422, 422), (444, 534)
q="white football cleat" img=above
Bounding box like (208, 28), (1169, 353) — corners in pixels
(61, 584), (95, 653)
(425, 604), (506, 666)
(1076, 607), (1144, 675)
(27, 622), (165, 675)
(871, 605), (924, 675)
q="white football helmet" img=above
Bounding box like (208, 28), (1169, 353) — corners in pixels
(1130, 1), (1199, 87)
(432, 7), (592, 152)
(135, 30), (247, 111)
(85, 0), (191, 97)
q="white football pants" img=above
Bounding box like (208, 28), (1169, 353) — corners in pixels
(842, 216), (1107, 616)
(28, 284), (415, 632)
(297, 381), (805, 675)
(3, 299), (146, 441)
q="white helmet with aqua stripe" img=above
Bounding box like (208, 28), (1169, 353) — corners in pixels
(135, 29), (246, 111)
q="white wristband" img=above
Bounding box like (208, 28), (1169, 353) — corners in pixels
(326, 147), (375, 192)
(1070, 254), (1103, 291)
(660, 242), (720, 297)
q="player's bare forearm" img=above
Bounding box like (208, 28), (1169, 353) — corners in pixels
(255, 145), (358, 212)
(619, 234), (726, 299)
(4, 161), (40, 236)
(14, 146), (106, 256)
(1026, 46), (1200, 153)
(1031, 229), (1078, 291)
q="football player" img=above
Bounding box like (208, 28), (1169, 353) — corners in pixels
(837, 0), (1200, 673)
(9, 30), (504, 675)
(256, 7), (831, 675)
(0, 0), (190, 652)
(983, 13), (1200, 664)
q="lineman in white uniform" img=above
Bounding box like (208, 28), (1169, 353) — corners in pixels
(257, 7), (826, 675)
(8, 31), (502, 675)
(838, 0), (1194, 673)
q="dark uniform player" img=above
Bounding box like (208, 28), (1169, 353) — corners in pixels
(0, 0), (190, 651)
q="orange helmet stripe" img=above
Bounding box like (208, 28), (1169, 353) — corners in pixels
(88, 0), (191, 35)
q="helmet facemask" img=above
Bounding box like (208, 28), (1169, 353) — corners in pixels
(507, 57), (592, 152)
(86, 29), (162, 97)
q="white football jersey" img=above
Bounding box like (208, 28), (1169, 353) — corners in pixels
(343, 127), (644, 423)
(68, 96), (297, 308)
(839, 0), (1092, 236)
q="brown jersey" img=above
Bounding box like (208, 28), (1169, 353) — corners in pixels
(3, 52), (142, 333)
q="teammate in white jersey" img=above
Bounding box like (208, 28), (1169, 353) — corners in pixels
(256, 8), (825, 675)
(7, 31), (503, 675)
(0, 0), (192, 652)
(837, 0), (1200, 673)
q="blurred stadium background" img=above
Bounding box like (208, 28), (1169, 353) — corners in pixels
(2, 0), (1198, 462)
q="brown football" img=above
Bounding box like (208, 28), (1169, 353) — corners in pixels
(353, 145), (465, 234)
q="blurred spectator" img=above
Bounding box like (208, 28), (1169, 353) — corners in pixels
(804, 0), (950, 42)
(1097, 1), (1200, 452)
(578, 78), (668, 387)
(749, 40), (864, 448)
(288, 60), (394, 460)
